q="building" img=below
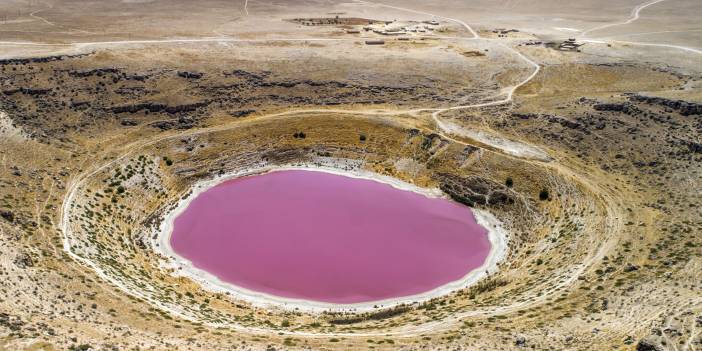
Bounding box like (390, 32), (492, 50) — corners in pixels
(558, 38), (584, 51)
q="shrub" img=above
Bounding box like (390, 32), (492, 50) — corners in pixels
(505, 177), (513, 188)
(539, 189), (549, 200)
(469, 278), (509, 295)
(359, 134), (367, 141)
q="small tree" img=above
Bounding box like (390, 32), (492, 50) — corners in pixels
(539, 189), (549, 201)
(359, 134), (367, 141)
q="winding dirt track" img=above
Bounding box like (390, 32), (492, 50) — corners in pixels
(580, 0), (668, 37)
(50, 0), (689, 340)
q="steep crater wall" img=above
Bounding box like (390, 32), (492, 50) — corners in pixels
(61, 114), (616, 334)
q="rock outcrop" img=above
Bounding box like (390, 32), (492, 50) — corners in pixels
(636, 339), (662, 351)
(109, 101), (210, 114)
(436, 173), (514, 207)
(13, 253), (33, 268)
(2, 88), (52, 96)
(593, 103), (631, 112)
(149, 116), (196, 130)
(629, 94), (702, 116)
(177, 71), (203, 79)
(68, 68), (121, 77)
(0, 53), (90, 65)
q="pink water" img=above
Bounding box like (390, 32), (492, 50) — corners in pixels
(170, 170), (491, 304)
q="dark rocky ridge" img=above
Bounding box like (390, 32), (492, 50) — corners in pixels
(68, 68), (121, 78)
(3, 87), (53, 96)
(593, 103), (631, 113)
(436, 173), (514, 207)
(109, 101), (210, 114)
(0, 53), (91, 65)
(629, 94), (702, 116)
(0, 55), (480, 143)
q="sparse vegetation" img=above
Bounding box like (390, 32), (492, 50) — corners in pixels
(0, 4), (698, 350)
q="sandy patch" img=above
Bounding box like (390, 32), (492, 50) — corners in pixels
(436, 118), (552, 161)
(0, 111), (29, 142)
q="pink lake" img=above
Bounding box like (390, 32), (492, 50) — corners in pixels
(170, 170), (491, 304)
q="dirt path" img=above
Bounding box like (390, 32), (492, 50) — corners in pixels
(580, 0), (669, 37)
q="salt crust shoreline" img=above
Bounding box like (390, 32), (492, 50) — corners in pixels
(154, 164), (509, 313)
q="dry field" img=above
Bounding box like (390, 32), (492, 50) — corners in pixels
(0, 0), (700, 350)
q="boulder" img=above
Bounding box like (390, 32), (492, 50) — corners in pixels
(177, 71), (203, 79)
(636, 340), (662, 351)
(13, 253), (33, 268)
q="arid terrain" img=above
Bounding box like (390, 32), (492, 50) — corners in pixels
(0, 0), (700, 350)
